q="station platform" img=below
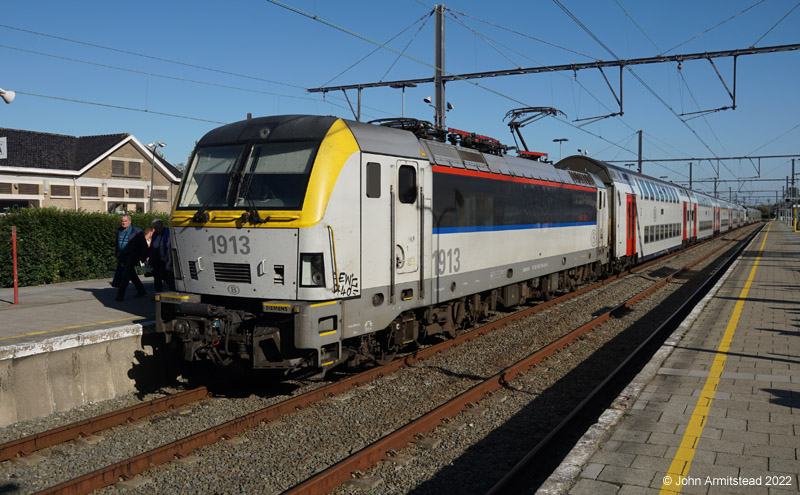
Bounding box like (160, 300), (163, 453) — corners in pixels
(0, 278), (156, 349)
(545, 220), (800, 495)
(0, 278), (161, 427)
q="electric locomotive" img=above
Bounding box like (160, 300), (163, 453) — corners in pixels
(155, 115), (608, 373)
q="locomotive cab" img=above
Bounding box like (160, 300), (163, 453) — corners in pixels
(156, 115), (362, 371)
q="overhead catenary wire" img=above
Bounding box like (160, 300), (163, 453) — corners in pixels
(0, 23), (306, 90)
(443, 8), (630, 130)
(16, 91), (227, 124)
(660, 0), (767, 54)
(552, 0), (734, 178)
(0, 43), (340, 104)
(380, 12), (433, 82)
(318, 10), (433, 87)
(0, 42), (393, 120)
(751, 1), (800, 47)
(613, 0), (738, 179)
(266, 0), (641, 156)
(441, 6), (599, 61)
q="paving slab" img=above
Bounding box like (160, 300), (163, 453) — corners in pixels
(542, 221), (800, 495)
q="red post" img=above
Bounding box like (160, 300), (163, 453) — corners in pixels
(12, 226), (19, 305)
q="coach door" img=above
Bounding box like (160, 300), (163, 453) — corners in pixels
(626, 194), (636, 257)
(682, 202), (688, 242)
(392, 161), (420, 297)
(693, 204), (698, 239)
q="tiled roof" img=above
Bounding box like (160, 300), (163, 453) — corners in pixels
(0, 128), (181, 178)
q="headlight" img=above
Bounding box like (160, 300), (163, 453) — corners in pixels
(300, 253), (325, 287)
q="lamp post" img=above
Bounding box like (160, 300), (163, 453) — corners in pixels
(147, 141), (166, 213)
(0, 88), (15, 104)
(553, 138), (568, 161)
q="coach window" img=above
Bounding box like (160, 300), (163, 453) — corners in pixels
(398, 165), (417, 204)
(366, 162), (381, 198)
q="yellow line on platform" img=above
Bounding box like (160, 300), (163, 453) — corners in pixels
(660, 223), (771, 493)
(0, 317), (137, 342)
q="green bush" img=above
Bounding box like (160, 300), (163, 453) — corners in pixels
(0, 208), (168, 288)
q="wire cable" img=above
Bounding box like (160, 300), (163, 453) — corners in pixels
(319, 10), (432, 87)
(266, 0), (642, 156)
(660, 0), (767, 55)
(553, 0), (731, 175)
(0, 43), (337, 104)
(752, 1), (800, 47)
(380, 12), (433, 81)
(747, 121), (800, 155)
(0, 23), (305, 90)
(443, 6), (599, 60)
(16, 91), (227, 124)
(446, 10), (522, 68)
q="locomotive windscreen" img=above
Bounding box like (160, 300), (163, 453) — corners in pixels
(178, 141), (319, 210)
(432, 167), (597, 233)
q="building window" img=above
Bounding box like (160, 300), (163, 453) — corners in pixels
(51, 185), (72, 197)
(153, 189), (168, 201)
(108, 187), (124, 198)
(18, 184), (40, 195)
(112, 159), (142, 177)
(0, 183), (11, 194)
(128, 189), (145, 199)
(112, 160), (125, 176)
(80, 186), (99, 199)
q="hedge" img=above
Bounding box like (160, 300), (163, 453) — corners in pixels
(0, 208), (168, 288)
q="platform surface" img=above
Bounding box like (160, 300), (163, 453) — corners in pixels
(0, 277), (156, 348)
(568, 220), (800, 494)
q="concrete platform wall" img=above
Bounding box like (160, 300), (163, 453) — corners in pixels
(0, 324), (166, 428)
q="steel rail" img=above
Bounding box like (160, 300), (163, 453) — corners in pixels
(0, 387), (210, 462)
(486, 223), (764, 494)
(31, 225), (752, 495)
(282, 226), (757, 494)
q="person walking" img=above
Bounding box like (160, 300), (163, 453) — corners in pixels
(113, 214), (147, 301)
(149, 219), (174, 292)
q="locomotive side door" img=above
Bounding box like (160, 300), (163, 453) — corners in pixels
(626, 194), (637, 257)
(392, 160), (420, 290)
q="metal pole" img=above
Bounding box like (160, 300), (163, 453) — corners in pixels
(434, 4), (445, 129)
(149, 146), (156, 213)
(689, 162), (692, 190)
(357, 87), (362, 122)
(637, 130), (642, 173)
(12, 226), (19, 305)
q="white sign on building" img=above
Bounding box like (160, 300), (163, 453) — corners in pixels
(0, 137), (6, 159)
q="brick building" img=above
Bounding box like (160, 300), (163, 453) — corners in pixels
(0, 128), (182, 213)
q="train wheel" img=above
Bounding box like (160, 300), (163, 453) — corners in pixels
(541, 277), (552, 302)
(374, 327), (399, 366)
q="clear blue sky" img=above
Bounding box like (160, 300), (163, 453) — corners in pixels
(2, 0), (798, 204)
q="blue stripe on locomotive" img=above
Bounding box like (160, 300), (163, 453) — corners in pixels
(434, 221), (596, 234)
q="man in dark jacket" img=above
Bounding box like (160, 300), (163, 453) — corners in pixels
(148, 219), (174, 292)
(113, 214), (147, 301)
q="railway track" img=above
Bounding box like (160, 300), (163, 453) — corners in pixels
(287, 224), (761, 494)
(0, 225), (757, 495)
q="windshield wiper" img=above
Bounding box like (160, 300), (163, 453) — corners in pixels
(192, 170), (239, 223)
